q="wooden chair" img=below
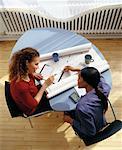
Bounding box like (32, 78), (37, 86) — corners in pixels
(73, 99), (122, 146)
(4, 81), (51, 128)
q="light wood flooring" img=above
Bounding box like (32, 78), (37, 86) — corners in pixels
(0, 39), (122, 150)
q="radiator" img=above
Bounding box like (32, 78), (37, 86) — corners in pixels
(0, 4), (122, 39)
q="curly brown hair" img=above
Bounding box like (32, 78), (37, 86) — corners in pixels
(9, 47), (39, 81)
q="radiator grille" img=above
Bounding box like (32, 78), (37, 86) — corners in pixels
(0, 5), (122, 36)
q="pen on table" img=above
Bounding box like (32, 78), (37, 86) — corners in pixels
(58, 71), (64, 82)
(40, 64), (46, 73)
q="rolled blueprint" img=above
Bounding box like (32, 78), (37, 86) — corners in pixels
(46, 74), (78, 98)
(40, 43), (92, 61)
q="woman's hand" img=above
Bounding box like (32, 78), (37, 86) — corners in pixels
(63, 66), (74, 72)
(64, 66), (80, 72)
(35, 76), (54, 103)
(63, 115), (73, 124)
(33, 73), (43, 80)
(44, 75), (54, 87)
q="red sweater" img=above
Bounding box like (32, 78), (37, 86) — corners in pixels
(10, 74), (38, 115)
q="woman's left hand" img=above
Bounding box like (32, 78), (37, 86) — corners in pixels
(63, 115), (73, 124)
(33, 73), (43, 80)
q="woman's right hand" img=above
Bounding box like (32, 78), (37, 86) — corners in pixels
(44, 75), (54, 87)
(63, 66), (74, 72)
(35, 76), (54, 103)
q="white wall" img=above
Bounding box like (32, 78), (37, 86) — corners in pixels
(0, 14), (6, 34)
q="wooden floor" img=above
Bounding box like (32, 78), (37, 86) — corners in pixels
(0, 39), (122, 150)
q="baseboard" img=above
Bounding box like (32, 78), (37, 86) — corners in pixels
(0, 33), (122, 41)
(0, 34), (20, 41)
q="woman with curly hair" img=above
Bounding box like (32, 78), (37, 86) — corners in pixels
(9, 47), (54, 116)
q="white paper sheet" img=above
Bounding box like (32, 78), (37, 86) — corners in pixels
(40, 64), (53, 79)
(89, 60), (109, 73)
(46, 74), (78, 98)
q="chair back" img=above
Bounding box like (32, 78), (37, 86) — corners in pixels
(5, 81), (23, 117)
(73, 97), (122, 146)
(82, 120), (122, 146)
